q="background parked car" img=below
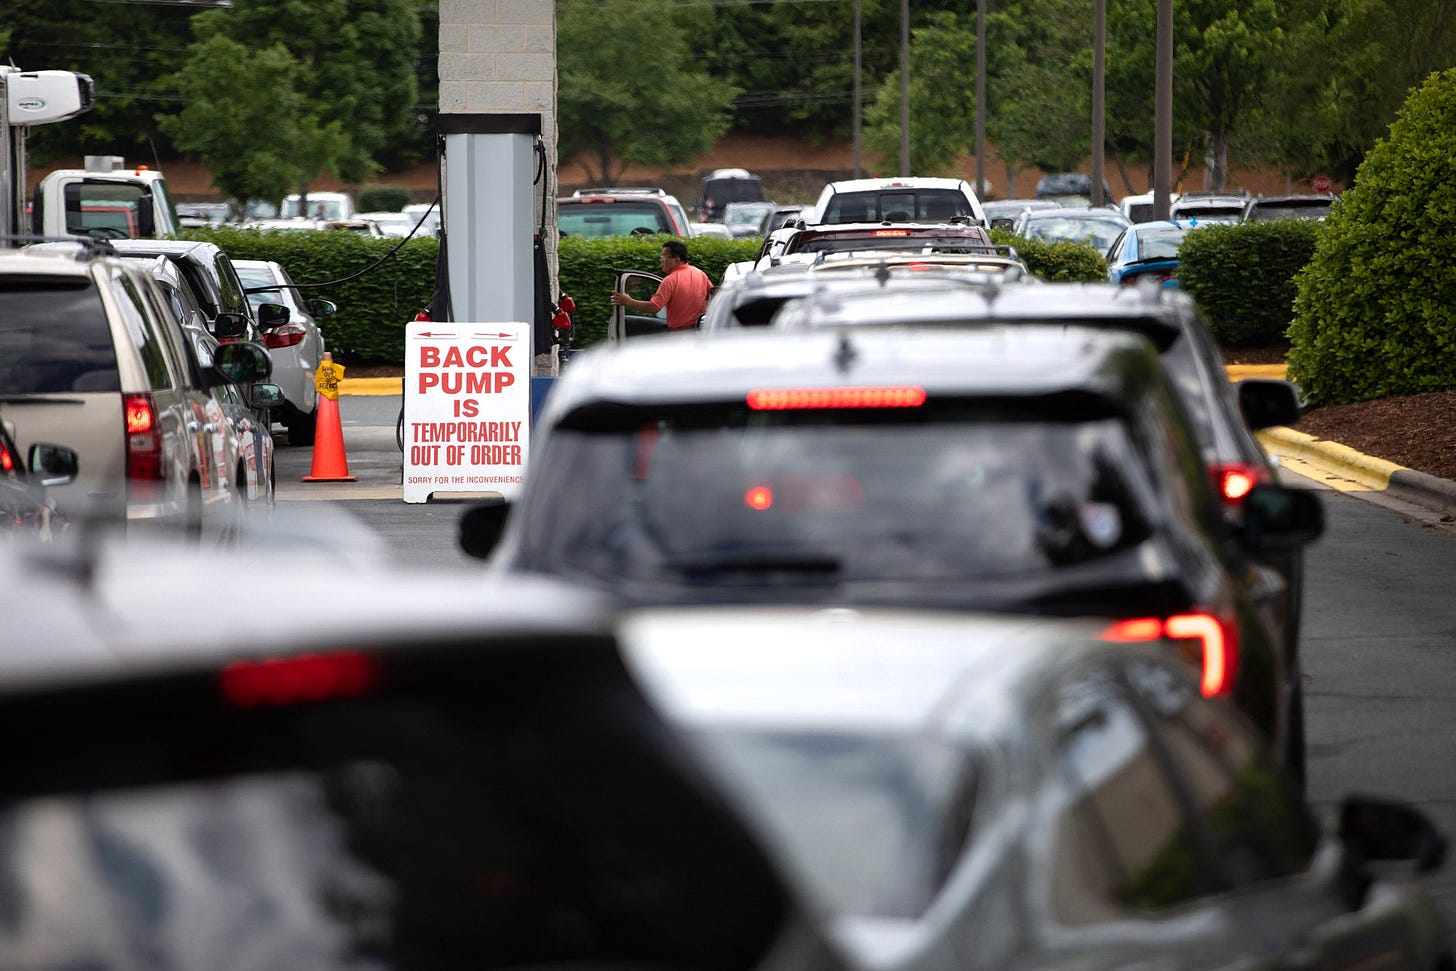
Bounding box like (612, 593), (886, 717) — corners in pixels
(805, 176), (986, 226)
(1034, 171), (1117, 207)
(1169, 190), (1250, 223)
(1009, 205), (1131, 251)
(620, 606), (1453, 971)
(234, 258), (332, 445)
(695, 167), (764, 223)
(279, 191), (355, 221)
(558, 188), (692, 237)
(1104, 220), (1197, 287)
(982, 198), (1059, 229)
(1242, 193), (1337, 222)
(721, 200), (778, 238)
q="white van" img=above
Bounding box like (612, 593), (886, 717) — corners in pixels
(280, 191), (355, 221)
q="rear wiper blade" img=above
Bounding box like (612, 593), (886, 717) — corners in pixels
(666, 551), (843, 577)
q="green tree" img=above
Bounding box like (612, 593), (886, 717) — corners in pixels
(558, 0), (739, 184)
(1286, 68), (1456, 404)
(185, 0), (421, 192)
(157, 36), (344, 207)
(863, 12), (979, 175)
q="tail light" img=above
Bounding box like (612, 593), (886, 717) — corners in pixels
(747, 386), (927, 410)
(1210, 461), (1268, 506)
(1101, 610), (1239, 696)
(0, 440), (14, 476)
(221, 650), (378, 707)
(263, 324), (306, 349)
(123, 393), (163, 481)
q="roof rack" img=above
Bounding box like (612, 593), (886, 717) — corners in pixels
(3, 234), (117, 260)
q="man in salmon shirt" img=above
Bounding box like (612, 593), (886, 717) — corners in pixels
(609, 240), (714, 330)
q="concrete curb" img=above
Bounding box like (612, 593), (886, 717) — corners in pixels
(339, 377), (404, 396)
(1258, 426), (1456, 518)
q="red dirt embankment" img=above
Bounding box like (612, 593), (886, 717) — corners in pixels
(33, 133), (1330, 205)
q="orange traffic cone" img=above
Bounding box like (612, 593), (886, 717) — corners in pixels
(302, 356), (356, 482)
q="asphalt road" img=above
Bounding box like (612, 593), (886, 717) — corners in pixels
(275, 389), (1456, 930)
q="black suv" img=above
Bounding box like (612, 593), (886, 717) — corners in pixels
(461, 325), (1323, 769)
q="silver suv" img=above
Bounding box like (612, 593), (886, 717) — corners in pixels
(0, 244), (274, 538)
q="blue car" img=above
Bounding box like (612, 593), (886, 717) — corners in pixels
(1105, 219), (1197, 287)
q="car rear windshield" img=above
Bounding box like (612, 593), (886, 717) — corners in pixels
(518, 402), (1163, 599)
(559, 201), (673, 237)
(0, 276), (120, 393)
(789, 231), (992, 257)
(0, 644), (791, 970)
(820, 189), (974, 224)
(1245, 201), (1331, 221)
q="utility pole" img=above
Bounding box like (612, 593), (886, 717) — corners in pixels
(1154, 0), (1173, 219)
(853, 0), (862, 178)
(899, 0), (910, 177)
(1091, 0), (1105, 206)
(976, 0), (987, 199)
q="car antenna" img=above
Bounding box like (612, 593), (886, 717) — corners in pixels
(832, 333), (858, 373)
(875, 262), (891, 288)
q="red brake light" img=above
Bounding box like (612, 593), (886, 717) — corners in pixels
(123, 393), (163, 481)
(744, 485), (773, 510)
(263, 324), (306, 349)
(1211, 462), (1265, 506)
(0, 443), (13, 475)
(1099, 612), (1238, 697)
(872, 229), (911, 237)
(221, 650), (378, 707)
(747, 386), (927, 410)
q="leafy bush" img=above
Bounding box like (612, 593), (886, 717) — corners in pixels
(358, 185), (412, 213)
(185, 226), (435, 363)
(988, 228), (1107, 282)
(557, 234), (761, 347)
(1287, 67), (1456, 404)
(1179, 220), (1320, 346)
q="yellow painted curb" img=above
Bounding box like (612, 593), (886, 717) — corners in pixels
(1225, 364), (1288, 380)
(339, 377), (404, 396)
(1257, 426), (1399, 492)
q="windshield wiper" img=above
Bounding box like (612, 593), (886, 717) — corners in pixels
(665, 551), (843, 577)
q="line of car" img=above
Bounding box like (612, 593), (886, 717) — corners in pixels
(0, 234), (330, 542)
(444, 174), (1451, 965)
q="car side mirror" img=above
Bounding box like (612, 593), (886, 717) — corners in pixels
(211, 340), (273, 385)
(28, 443), (78, 487)
(1237, 378), (1302, 430)
(1339, 794), (1447, 873)
(213, 311), (249, 342)
(1236, 484), (1324, 551)
(248, 382), (286, 410)
(306, 298), (337, 318)
(257, 302), (290, 328)
(459, 498), (510, 560)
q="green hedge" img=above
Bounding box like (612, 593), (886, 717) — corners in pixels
(1178, 219), (1320, 346)
(557, 234), (761, 347)
(988, 228), (1108, 282)
(1287, 67), (1456, 405)
(184, 226), (436, 364)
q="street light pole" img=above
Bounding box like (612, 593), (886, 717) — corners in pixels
(900, 0), (910, 177)
(1091, 0), (1105, 206)
(976, 0), (987, 199)
(1154, 0), (1172, 219)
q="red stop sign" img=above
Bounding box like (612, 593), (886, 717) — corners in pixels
(1312, 173), (1332, 193)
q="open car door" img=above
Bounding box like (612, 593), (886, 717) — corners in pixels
(610, 268), (668, 342)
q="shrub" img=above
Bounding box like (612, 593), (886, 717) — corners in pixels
(185, 226), (436, 364)
(988, 228), (1107, 282)
(358, 185), (412, 213)
(1286, 67), (1456, 404)
(557, 235), (761, 347)
(1179, 219), (1320, 346)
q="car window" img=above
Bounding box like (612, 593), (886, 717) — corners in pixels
(789, 231), (991, 257)
(691, 727), (976, 918)
(820, 190), (973, 224)
(558, 202), (671, 237)
(0, 274), (120, 393)
(1124, 658), (1318, 886)
(517, 402), (1161, 591)
(110, 272), (174, 391)
(1048, 665), (1211, 924)
(212, 253), (250, 316)
(1132, 227), (1188, 261)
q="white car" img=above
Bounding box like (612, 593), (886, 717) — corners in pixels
(803, 176), (987, 227)
(233, 259), (332, 446)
